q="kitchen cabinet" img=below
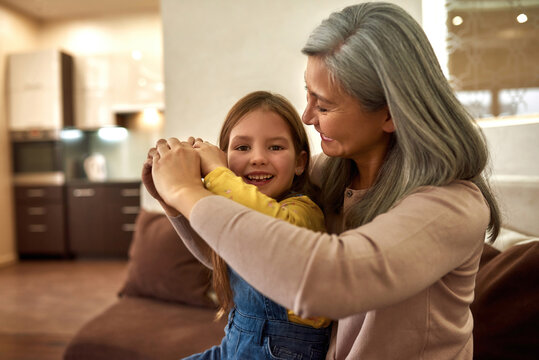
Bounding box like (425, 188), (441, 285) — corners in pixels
(14, 185), (68, 256)
(8, 50), (74, 130)
(74, 53), (164, 129)
(67, 181), (140, 257)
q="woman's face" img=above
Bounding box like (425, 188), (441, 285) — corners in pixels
(227, 108), (307, 199)
(302, 57), (393, 165)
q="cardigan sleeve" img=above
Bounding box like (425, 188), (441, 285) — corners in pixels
(188, 181), (490, 320)
(168, 214), (213, 269)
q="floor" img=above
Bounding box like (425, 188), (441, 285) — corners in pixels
(0, 259), (128, 360)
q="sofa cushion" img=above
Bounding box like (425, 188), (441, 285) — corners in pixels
(472, 242), (539, 359)
(64, 296), (226, 360)
(119, 209), (215, 307)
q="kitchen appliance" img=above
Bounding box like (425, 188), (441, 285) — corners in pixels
(11, 129), (66, 185)
(83, 153), (107, 182)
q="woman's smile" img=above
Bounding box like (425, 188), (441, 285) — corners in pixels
(320, 133), (334, 142)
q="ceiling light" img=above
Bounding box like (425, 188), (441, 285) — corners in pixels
(516, 13), (528, 24)
(452, 16), (463, 26)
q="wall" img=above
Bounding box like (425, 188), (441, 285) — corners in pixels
(161, 0), (422, 154)
(482, 122), (539, 177)
(0, 5), (39, 266)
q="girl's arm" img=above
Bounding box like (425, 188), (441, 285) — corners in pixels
(204, 167), (325, 231)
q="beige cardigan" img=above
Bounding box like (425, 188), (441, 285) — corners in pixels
(169, 157), (489, 359)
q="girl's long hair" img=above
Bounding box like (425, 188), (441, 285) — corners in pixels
(302, 2), (500, 240)
(211, 90), (315, 319)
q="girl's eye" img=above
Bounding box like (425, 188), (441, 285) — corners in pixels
(234, 145), (250, 151)
(269, 145), (284, 151)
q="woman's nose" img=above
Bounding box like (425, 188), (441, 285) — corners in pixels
(302, 104), (316, 125)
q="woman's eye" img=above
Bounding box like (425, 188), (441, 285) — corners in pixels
(234, 145), (250, 151)
(316, 106), (328, 113)
(269, 145), (284, 151)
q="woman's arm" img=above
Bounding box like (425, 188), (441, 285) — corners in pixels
(187, 181), (489, 320)
(167, 214), (213, 269)
(151, 138), (489, 319)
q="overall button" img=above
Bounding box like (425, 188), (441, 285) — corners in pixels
(346, 190), (353, 198)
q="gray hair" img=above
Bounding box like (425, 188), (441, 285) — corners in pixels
(302, 2), (499, 241)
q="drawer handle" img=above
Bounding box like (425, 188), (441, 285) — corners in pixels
(121, 224), (136, 232)
(27, 189), (45, 198)
(121, 188), (139, 197)
(28, 207), (46, 215)
(121, 206), (140, 215)
(28, 224), (47, 232)
(73, 188), (96, 197)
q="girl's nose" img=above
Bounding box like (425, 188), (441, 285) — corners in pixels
(250, 149), (267, 166)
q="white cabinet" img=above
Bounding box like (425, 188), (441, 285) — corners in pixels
(8, 50), (74, 130)
(74, 55), (115, 129)
(74, 53), (164, 129)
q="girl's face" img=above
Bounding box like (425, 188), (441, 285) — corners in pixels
(302, 56), (394, 166)
(227, 108), (307, 199)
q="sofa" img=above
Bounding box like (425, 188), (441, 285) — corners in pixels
(63, 208), (227, 360)
(64, 180), (539, 360)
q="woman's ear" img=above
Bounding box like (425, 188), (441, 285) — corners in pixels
(295, 150), (308, 176)
(382, 112), (395, 133)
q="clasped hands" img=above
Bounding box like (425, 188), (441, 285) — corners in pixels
(142, 136), (227, 218)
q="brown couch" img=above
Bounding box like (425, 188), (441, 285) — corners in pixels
(64, 211), (539, 360)
(471, 241), (539, 360)
(63, 210), (226, 360)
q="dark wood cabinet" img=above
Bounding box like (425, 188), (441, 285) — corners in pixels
(14, 185), (68, 256)
(67, 182), (140, 257)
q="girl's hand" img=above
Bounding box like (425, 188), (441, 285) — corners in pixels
(192, 139), (227, 176)
(152, 138), (212, 218)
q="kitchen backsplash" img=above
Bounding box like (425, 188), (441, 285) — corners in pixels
(63, 127), (159, 182)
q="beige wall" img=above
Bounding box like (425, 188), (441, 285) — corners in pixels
(38, 12), (162, 55)
(0, 5), (39, 265)
(160, 0), (422, 154)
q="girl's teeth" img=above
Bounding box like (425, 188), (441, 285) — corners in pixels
(248, 175), (272, 180)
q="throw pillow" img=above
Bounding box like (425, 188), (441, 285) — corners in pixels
(119, 209), (215, 308)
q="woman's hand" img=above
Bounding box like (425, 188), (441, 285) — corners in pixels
(192, 139), (227, 176)
(151, 138), (212, 219)
(142, 146), (181, 217)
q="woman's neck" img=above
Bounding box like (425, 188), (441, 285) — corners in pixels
(350, 154), (386, 190)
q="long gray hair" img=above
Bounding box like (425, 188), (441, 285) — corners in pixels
(302, 2), (500, 241)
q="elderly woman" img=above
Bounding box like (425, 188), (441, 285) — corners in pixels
(145, 2), (500, 359)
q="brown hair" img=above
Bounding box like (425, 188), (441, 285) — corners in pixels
(211, 90), (315, 319)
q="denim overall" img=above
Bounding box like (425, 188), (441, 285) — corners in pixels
(183, 268), (332, 360)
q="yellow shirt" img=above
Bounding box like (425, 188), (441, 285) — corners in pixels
(204, 167), (331, 328)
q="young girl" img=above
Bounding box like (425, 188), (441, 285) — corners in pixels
(154, 91), (332, 359)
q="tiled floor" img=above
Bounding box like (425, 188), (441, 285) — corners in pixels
(0, 259), (128, 360)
